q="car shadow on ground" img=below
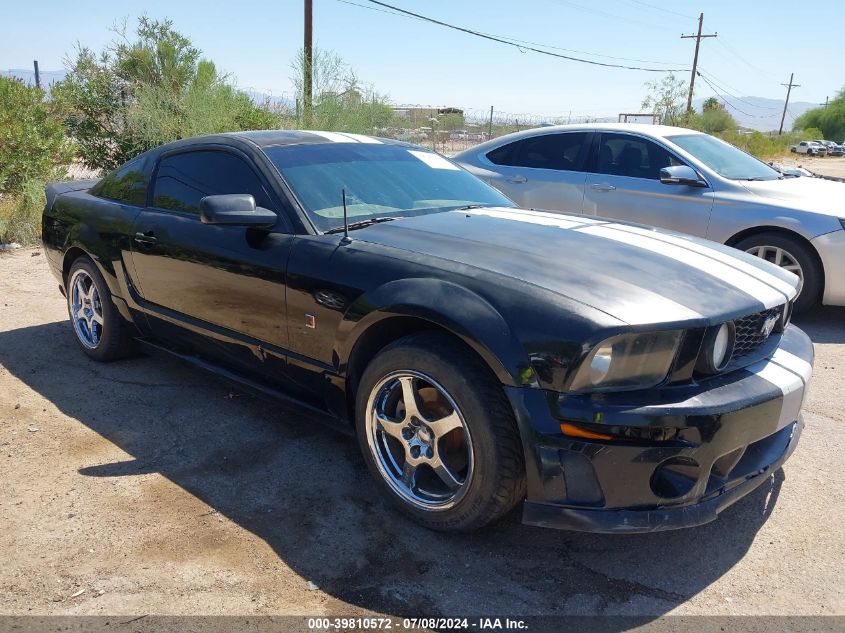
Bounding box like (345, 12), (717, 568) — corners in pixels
(4, 316), (837, 617)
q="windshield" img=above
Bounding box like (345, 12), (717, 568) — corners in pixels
(666, 134), (781, 181)
(263, 143), (514, 232)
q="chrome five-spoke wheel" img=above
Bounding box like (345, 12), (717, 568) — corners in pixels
(69, 268), (104, 349)
(745, 245), (804, 293)
(365, 370), (473, 511)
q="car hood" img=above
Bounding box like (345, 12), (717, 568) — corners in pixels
(740, 177), (845, 216)
(356, 207), (798, 326)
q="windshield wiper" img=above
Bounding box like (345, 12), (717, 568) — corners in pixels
(325, 217), (399, 234)
(454, 204), (488, 211)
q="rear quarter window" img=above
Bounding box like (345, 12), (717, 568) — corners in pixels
(486, 133), (589, 171)
(90, 157), (149, 206)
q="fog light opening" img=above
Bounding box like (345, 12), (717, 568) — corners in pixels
(651, 456), (700, 499)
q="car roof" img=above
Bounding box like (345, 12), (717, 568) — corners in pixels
(525, 122), (705, 137)
(227, 130), (412, 148)
(452, 122), (706, 158)
(148, 130), (416, 158)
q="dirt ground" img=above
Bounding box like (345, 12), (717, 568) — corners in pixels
(0, 247), (843, 619)
(779, 155), (845, 180)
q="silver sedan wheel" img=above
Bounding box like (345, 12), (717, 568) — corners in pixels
(745, 245), (804, 294)
(365, 370), (474, 511)
(69, 269), (104, 349)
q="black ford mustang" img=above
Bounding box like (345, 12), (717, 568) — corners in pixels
(42, 131), (813, 533)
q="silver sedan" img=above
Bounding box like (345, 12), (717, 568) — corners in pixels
(454, 123), (845, 311)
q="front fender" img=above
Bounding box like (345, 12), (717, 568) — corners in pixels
(336, 278), (535, 388)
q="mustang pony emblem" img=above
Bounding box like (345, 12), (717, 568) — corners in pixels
(760, 314), (779, 339)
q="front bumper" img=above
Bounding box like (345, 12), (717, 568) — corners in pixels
(811, 229), (845, 306)
(506, 325), (813, 533)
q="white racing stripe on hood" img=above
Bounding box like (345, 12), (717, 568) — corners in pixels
(465, 208), (598, 230)
(575, 224), (787, 309)
(747, 358), (806, 428)
(463, 208), (703, 322)
(604, 223), (798, 299)
(309, 131), (359, 143)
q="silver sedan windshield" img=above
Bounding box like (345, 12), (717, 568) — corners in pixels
(667, 134), (781, 181)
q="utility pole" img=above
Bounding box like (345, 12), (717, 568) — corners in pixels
(303, 0), (313, 125)
(778, 73), (800, 135)
(33, 60), (40, 89)
(488, 106), (493, 138)
(681, 13), (717, 113)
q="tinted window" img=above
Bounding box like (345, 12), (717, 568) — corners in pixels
(264, 144), (514, 232)
(91, 157), (148, 206)
(595, 133), (683, 180)
(152, 151), (273, 213)
(487, 133), (588, 171)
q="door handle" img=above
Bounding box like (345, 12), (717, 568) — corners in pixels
(590, 183), (616, 192)
(506, 175), (527, 184)
(133, 230), (157, 246)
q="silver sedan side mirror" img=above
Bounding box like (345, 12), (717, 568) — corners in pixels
(659, 165), (708, 187)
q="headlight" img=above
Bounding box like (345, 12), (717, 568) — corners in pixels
(569, 330), (682, 392)
(696, 322), (735, 374)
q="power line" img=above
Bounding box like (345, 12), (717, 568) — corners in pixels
(695, 73), (773, 119)
(361, 0), (690, 72)
(336, 0), (686, 65)
(542, 0), (679, 32)
(625, 0), (697, 21)
(696, 70), (781, 110)
(713, 38), (779, 82)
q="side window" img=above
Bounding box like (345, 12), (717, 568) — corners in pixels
(486, 141), (518, 166)
(595, 133), (683, 180)
(91, 156), (148, 206)
(152, 151), (273, 214)
(486, 133), (589, 171)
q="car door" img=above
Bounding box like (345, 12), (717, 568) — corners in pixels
(581, 132), (714, 237)
(482, 132), (592, 214)
(128, 146), (296, 389)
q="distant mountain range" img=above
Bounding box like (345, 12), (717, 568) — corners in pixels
(692, 96), (818, 132)
(2, 68), (821, 133)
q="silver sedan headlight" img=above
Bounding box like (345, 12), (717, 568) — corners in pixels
(569, 330), (683, 393)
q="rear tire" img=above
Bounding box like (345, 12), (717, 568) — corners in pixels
(735, 232), (822, 313)
(355, 331), (526, 532)
(66, 256), (134, 361)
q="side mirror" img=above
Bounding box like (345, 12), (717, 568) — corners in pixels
(199, 194), (277, 227)
(659, 165), (708, 187)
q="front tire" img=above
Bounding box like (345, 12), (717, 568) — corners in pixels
(735, 232), (822, 312)
(66, 256), (134, 361)
(355, 332), (525, 532)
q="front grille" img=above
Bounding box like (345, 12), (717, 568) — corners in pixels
(732, 306), (783, 359)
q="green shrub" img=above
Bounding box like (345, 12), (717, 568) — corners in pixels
(794, 89), (845, 141)
(0, 77), (73, 194)
(0, 180), (46, 246)
(290, 47), (395, 133)
(52, 17), (280, 171)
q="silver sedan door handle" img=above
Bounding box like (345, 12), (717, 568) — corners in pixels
(506, 175), (527, 184)
(590, 183), (616, 192)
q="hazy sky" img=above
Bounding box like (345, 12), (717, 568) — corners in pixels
(2, 0), (842, 120)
